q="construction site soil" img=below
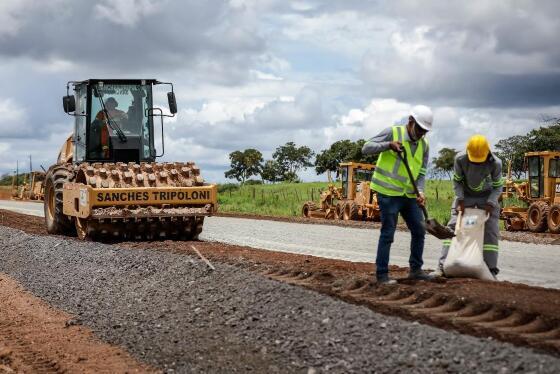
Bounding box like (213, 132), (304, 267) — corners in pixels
(1, 207), (560, 364)
(0, 274), (153, 373)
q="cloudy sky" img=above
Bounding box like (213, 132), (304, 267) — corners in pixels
(1, 0), (559, 182)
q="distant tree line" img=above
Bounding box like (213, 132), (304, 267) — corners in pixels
(224, 119), (560, 183)
(224, 139), (376, 184)
(494, 118), (560, 179)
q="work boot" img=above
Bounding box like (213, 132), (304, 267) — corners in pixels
(408, 268), (436, 281)
(376, 273), (397, 285)
(430, 265), (445, 278)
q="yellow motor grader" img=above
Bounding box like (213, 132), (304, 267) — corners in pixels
(45, 79), (217, 240)
(11, 171), (45, 201)
(302, 162), (380, 221)
(501, 151), (560, 233)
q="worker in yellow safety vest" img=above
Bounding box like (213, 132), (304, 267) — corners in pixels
(362, 105), (435, 284)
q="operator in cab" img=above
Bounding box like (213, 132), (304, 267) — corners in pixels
(92, 97), (128, 159)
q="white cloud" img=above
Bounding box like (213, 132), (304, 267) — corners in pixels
(94, 0), (160, 27)
(0, 0), (33, 37)
(181, 98), (266, 125)
(0, 98), (31, 137)
(315, 98), (410, 156)
(0, 0), (559, 183)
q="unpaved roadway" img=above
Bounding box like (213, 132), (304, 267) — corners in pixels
(1, 225), (560, 373)
(3, 200), (559, 289)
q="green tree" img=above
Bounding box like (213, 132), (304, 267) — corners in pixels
(526, 122), (560, 152)
(260, 160), (282, 183)
(314, 139), (378, 175)
(272, 142), (315, 182)
(494, 135), (528, 179)
(314, 139), (355, 175)
(432, 147), (458, 179)
(224, 149), (263, 184)
(354, 139), (379, 164)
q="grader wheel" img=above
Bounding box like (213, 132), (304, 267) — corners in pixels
(335, 201), (345, 220)
(547, 204), (560, 234)
(302, 202), (317, 218)
(342, 202), (359, 221)
(527, 201), (549, 233)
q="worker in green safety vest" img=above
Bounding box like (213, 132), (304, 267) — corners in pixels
(362, 105), (435, 284)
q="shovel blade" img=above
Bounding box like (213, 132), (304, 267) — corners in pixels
(425, 218), (455, 240)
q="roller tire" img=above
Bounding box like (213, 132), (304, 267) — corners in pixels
(527, 201), (549, 233)
(547, 204), (560, 234)
(44, 164), (75, 235)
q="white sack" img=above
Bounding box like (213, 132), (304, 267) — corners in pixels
(443, 208), (494, 281)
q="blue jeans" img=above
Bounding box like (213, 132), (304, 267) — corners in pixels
(376, 193), (426, 277)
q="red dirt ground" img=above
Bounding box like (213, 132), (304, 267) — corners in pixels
(0, 274), (155, 373)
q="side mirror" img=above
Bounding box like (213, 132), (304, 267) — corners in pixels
(167, 92), (177, 114)
(63, 95), (75, 113)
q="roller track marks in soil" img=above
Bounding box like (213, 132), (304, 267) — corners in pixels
(0, 325), (64, 374)
(2, 208), (560, 357)
(135, 240), (560, 357)
(0, 274), (155, 373)
(261, 268), (560, 355)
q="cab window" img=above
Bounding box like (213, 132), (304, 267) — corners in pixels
(549, 158), (560, 178)
(528, 156), (543, 198)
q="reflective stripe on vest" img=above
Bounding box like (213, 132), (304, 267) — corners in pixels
(370, 126), (426, 198)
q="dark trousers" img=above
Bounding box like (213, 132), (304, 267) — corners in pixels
(376, 194), (426, 277)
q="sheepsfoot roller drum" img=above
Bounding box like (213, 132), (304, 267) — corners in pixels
(45, 79), (218, 240)
(59, 162), (217, 240)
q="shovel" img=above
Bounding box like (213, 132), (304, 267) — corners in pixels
(397, 150), (455, 240)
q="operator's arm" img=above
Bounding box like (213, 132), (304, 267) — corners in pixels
(416, 142), (429, 193)
(486, 157), (504, 208)
(453, 157), (465, 200)
(361, 127), (392, 155)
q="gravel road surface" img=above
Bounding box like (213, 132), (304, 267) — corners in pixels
(1, 200), (559, 289)
(1, 225), (559, 373)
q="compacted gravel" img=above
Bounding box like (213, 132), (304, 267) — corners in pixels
(1, 226), (559, 373)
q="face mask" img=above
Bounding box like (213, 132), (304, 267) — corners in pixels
(408, 124), (420, 141)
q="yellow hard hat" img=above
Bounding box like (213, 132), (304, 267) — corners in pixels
(466, 134), (490, 163)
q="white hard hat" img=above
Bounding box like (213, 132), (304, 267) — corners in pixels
(410, 105), (433, 131)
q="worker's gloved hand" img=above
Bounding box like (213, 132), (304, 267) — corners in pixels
(456, 200), (465, 214)
(416, 192), (426, 207)
(389, 141), (403, 152)
(484, 204), (494, 216)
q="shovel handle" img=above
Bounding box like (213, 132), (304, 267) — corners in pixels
(419, 204), (429, 221)
(397, 150), (429, 220)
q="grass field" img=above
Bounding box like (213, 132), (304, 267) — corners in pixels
(218, 180), (456, 223)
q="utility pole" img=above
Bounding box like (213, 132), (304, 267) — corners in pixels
(16, 160), (19, 188)
(29, 155), (33, 185)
